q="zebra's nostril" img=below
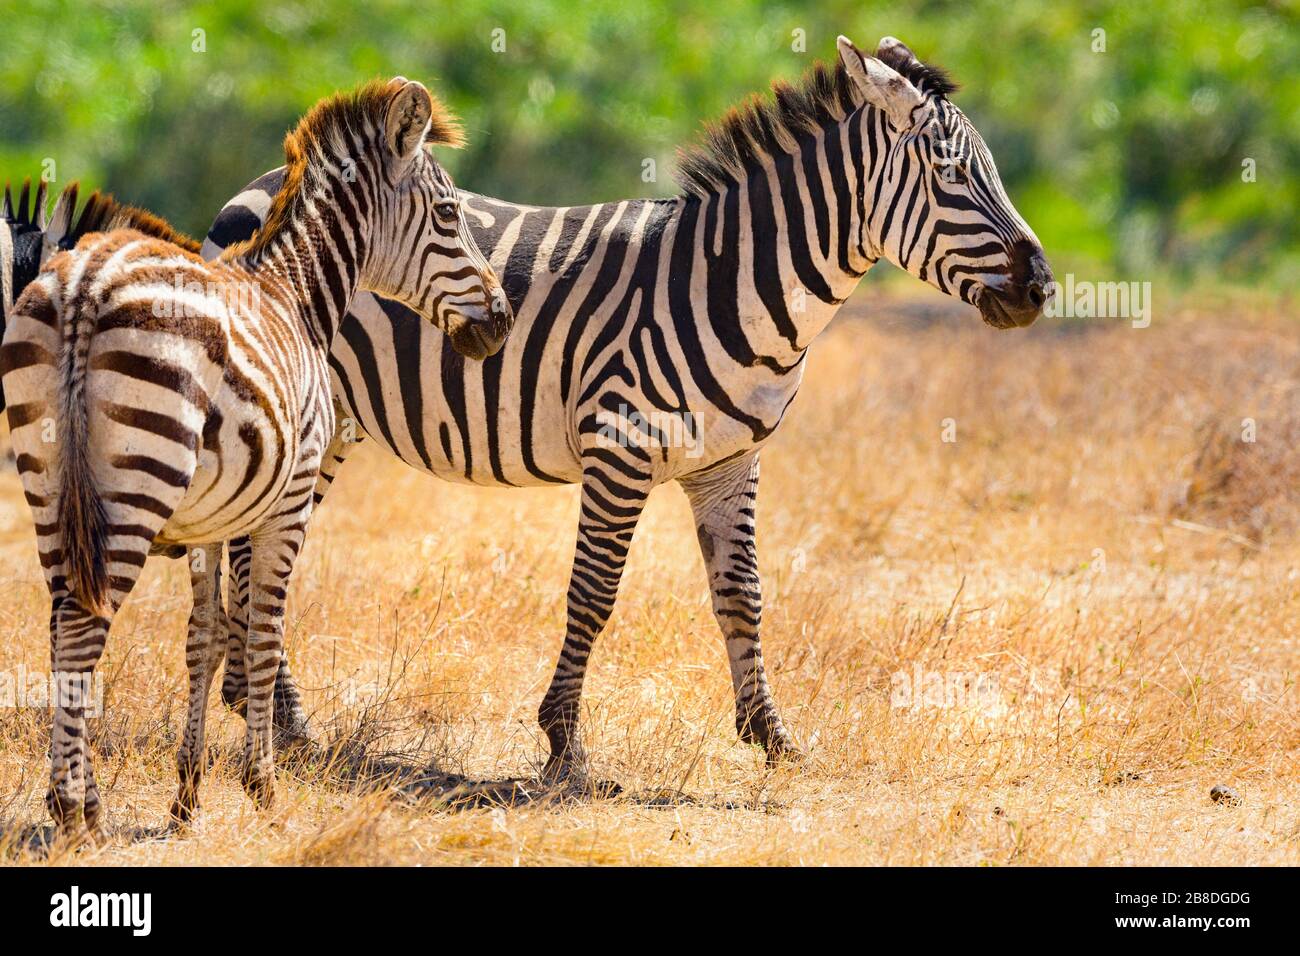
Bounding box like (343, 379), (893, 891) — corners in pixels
(1027, 284), (1046, 309)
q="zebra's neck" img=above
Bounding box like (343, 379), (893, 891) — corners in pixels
(676, 104), (882, 366)
(240, 171), (370, 348)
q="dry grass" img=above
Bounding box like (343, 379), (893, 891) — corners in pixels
(0, 283), (1297, 866)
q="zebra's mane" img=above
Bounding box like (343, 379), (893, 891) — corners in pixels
(47, 182), (202, 254)
(676, 59), (856, 199)
(2, 178), (50, 230)
(877, 40), (959, 100)
(225, 77), (464, 262)
(676, 47), (959, 199)
(2, 178), (199, 254)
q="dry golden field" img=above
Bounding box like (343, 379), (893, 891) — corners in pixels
(0, 283), (1297, 866)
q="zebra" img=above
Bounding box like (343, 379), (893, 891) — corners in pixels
(207, 36), (1053, 784)
(0, 77), (512, 841)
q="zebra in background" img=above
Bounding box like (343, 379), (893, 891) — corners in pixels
(208, 35), (1053, 783)
(0, 180), (50, 417)
(1, 177), (206, 414)
(1, 179), (51, 340)
(1, 77), (511, 840)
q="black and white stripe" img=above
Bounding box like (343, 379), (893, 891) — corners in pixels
(210, 36), (1053, 780)
(1, 78), (509, 840)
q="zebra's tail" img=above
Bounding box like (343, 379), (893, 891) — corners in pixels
(57, 305), (110, 617)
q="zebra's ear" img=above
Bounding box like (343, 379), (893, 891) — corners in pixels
(44, 182), (80, 260)
(876, 36), (922, 72)
(386, 79), (434, 163)
(836, 35), (925, 130)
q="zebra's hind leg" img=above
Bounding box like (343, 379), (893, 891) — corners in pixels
(680, 453), (801, 767)
(539, 447), (652, 789)
(239, 526), (308, 811)
(47, 595), (114, 845)
(170, 543), (227, 829)
(222, 426), (357, 749)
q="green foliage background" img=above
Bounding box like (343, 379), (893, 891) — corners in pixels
(2, 0), (1297, 285)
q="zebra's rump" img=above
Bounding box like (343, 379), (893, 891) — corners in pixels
(2, 229), (330, 548)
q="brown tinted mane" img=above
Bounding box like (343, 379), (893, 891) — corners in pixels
(676, 59), (857, 198)
(76, 190), (201, 253)
(45, 181), (201, 254)
(222, 78), (464, 262)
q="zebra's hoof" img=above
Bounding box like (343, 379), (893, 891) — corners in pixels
(542, 761), (622, 801)
(764, 739), (805, 769)
(88, 822), (111, 848)
(274, 724), (320, 753)
(166, 805), (195, 834)
(221, 687), (249, 717)
(52, 821), (98, 852)
(241, 766), (276, 811)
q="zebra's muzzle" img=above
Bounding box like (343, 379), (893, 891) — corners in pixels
(977, 241), (1052, 329)
(446, 303), (509, 360)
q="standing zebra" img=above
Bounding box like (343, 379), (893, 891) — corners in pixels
(1, 77), (511, 840)
(208, 36), (1053, 783)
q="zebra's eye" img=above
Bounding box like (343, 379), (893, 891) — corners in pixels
(434, 200), (460, 220)
(939, 162), (968, 186)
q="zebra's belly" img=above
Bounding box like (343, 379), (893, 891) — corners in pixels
(354, 416), (584, 489)
(334, 373), (584, 489)
(326, 296), (805, 490)
(350, 394), (783, 490)
(337, 371), (796, 490)
(161, 481), (302, 544)
(160, 457), (303, 544)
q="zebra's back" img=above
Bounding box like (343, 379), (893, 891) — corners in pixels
(208, 177), (802, 490)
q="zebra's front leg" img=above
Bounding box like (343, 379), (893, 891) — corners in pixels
(223, 538), (313, 750)
(170, 544), (227, 828)
(221, 426), (358, 747)
(540, 449), (652, 786)
(680, 453), (800, 765)
(220, 535), (253, 716)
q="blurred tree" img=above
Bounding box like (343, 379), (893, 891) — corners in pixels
(2, 0), (1296, 284)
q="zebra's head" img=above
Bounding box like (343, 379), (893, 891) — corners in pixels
(362, 78), (512, 359)
(837, 35), (1053, 328)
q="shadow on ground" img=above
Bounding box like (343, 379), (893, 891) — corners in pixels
(275, 736), (762, 812)
(0, 710), (768, 859)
